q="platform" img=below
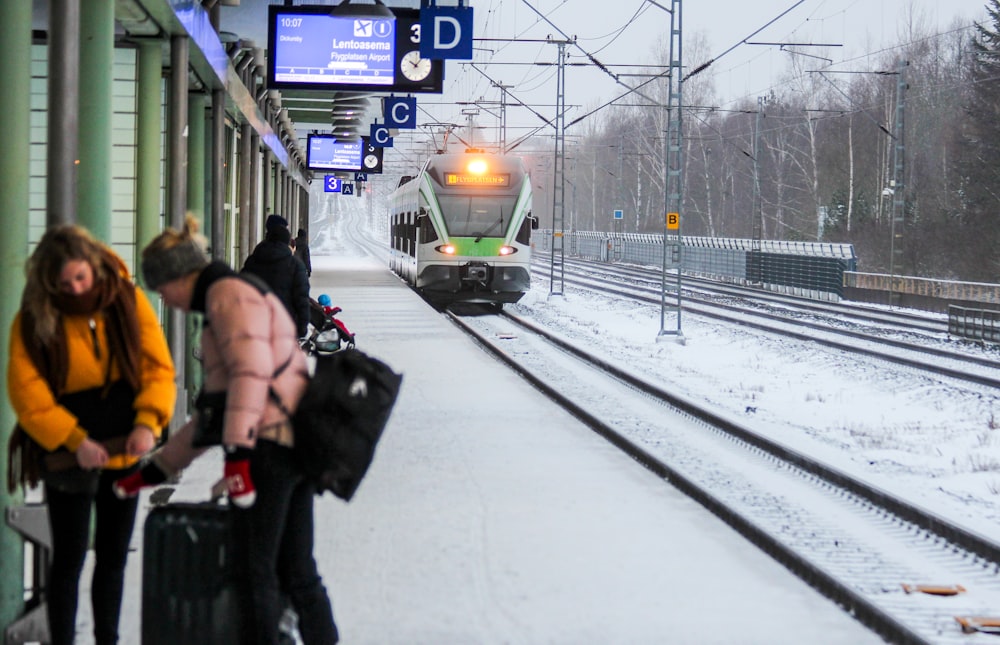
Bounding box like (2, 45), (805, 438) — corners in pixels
(70, 253), (881, 645)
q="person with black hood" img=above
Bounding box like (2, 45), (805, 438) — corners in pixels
(294, 228), (311, 277)
(242, 225), (310, 339)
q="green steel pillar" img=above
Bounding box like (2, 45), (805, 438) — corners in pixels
(77, 0), (114, 240)
(210, 90), (226, 262)
(238, 123), (252, 265)
(47, 0), (80, 227)
(136, 40), (163, 307)
(187, 93), (208, 228)
(1, 1), (32, 639)
(166, 36), (190, 431)
(262, 149), (273, 221)
(248, 132), (261, 250)
(186, 94), (208, 394)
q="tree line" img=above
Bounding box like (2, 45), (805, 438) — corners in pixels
(526, 1), (1000, 283)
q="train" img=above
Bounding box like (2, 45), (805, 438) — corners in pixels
(388, 150), (536, 307)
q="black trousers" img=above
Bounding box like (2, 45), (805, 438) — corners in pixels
(45, 469), (139, 645)
(232, 440), (339, 645)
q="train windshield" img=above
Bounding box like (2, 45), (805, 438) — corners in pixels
(437, 195), (520, 238)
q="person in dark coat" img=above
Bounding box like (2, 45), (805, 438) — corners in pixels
(242, 226), (310, 338)
(294, 228), (311, 277)
(264, 214), (288, 236)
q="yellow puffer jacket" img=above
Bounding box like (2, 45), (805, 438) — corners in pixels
(7, 285), (176, 471)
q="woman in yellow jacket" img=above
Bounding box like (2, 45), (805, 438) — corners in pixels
(6, 225), (176, 645)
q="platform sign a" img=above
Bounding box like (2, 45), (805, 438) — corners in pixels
(324, 175), (342, 193)
(342, 182), (354, 196)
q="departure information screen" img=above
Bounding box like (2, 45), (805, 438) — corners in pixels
(307, 136), (362, 171)
(272, 12), (396, 86)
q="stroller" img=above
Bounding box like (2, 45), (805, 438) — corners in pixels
(302, 294), (355, 355)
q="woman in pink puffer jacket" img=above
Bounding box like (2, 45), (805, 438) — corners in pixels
(114, 216), (339, 644)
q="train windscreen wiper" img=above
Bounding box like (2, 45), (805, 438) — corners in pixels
(474, 211), (505, 242)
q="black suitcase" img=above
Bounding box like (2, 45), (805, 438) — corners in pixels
(141, 502), (241, 645)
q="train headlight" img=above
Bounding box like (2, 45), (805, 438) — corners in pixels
(498, 245), (517, 256)
(436, 244), (456, 255)
(467, 159), (488, 174)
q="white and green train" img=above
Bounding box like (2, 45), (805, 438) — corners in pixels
(389, 150), (536, 307)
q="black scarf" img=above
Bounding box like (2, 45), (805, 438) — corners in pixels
(190, 261), (239, 314)
(20, 256), (141, 395)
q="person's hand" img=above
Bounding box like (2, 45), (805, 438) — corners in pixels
(126, 425), (156, 456)
(76, 437), (109, 470)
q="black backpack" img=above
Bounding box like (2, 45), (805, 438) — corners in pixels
(277, 349), (402, 501)
(235, 272), (403, 500)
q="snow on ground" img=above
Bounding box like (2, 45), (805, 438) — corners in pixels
(321, 211), (1000, 539)
(63, 211), (999, 643)
(507, 261), (1000, 540)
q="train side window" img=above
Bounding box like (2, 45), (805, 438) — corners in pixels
(419, 212), (438, 243)
(515, 217), (532, 245)
(408, 214), (417, 257)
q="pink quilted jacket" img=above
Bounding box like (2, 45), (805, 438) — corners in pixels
(156, 275), (309, 473)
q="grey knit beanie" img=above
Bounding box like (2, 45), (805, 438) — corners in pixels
(141, 239), (210, 290)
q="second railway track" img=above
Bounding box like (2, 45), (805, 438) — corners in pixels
(448, 308), (1000, 645)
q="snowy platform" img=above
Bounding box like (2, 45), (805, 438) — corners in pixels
(76, 254), (881, 645)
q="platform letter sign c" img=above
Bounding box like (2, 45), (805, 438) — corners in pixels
(420, 6), (474, 60)
(370, 124), (393, 147)
(667, 212), (680, 230)
(383, 97), (417, 129)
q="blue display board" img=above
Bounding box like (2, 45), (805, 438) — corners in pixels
(272, 13), (395, 86)
(268, 6), (444, 94)
(308, 136), (362, 171)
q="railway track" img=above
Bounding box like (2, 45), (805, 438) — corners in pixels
(538, 254), (949, 336)
(530, 257), (1000, 389)
(447, 309), (1000, 645)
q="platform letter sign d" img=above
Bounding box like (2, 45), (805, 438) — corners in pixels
(666, 212), (680, 230)
(420, 5), (474, 60)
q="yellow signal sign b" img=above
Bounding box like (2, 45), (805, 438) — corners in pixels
(666, 212), (680, 230)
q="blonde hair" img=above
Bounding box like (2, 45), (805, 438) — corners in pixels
(142, 214), (206, 259)
(140, 215), (210, 289)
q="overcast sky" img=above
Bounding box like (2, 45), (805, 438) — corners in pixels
(446, 0), (990, 133)
(223, 0), (991, 153)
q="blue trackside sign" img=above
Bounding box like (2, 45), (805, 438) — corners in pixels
(324, 175), (342, 192)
